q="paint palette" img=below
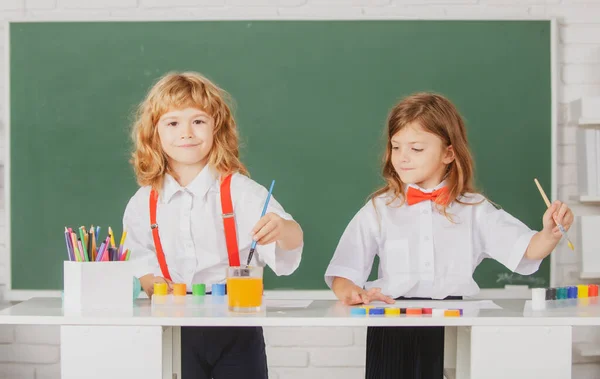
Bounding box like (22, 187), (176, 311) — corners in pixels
(351, 305), (463, 317)
(150, 282), (226, 309)
(531, 284), (600, 310)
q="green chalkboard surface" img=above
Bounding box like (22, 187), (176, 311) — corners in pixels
(9, 20), (551, 290)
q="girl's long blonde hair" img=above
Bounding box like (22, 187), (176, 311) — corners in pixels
(130, 71), (248, 191)
(371, 92), (481, 216)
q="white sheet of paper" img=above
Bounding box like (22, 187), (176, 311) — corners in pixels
(265, 299), (314, 308)
(370, 300), (501, 310)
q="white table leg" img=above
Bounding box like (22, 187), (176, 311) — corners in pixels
(456, 325), (572, 379)
(162, 327), (173, 378)
(61, 325), (174, 379)
(173, 326), (181, 378)
(444, 326), (457, 379)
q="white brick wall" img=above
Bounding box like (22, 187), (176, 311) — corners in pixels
(1, 1), (600, 378)
(266, 327), (354, 347)
(0, 344), (59, 364)
(14, 326), (60, 346)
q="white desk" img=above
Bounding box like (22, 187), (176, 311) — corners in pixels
(0, 297), (593, 379)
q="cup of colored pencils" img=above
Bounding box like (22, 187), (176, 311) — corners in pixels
(64, 225), (130, 262)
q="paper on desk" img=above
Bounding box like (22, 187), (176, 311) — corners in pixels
(265, 299), (313, 308)
(374, 300), (501, 310)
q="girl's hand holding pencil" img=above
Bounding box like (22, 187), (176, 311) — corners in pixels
(542, 200), (574, 242)
(534, 178), (575, 250)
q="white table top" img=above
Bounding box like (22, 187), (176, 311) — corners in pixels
(2, 297), (600, 327)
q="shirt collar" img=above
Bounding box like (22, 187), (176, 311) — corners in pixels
(161, 165), (218, 203)
(406, 180), (447, 193)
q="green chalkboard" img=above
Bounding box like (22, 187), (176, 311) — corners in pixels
(9, 20), (551, 291)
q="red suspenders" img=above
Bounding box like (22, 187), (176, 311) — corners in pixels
(149, 189), (171, 280)
(219, 174), (241, 267)
(149, 174), (240, 281)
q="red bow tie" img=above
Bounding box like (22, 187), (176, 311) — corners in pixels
(406, 186), (450, 206)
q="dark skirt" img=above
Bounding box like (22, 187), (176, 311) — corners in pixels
(365, 296), (462, 379)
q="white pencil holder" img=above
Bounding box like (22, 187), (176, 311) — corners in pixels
(63, 261), (133, 312)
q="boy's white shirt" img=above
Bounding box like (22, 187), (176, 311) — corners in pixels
(324, 181), (541, 299)
(123, 165), (303, 291)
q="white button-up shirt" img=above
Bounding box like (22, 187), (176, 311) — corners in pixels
(123, 166), (303, 291)
(324, 182), (541, 299)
